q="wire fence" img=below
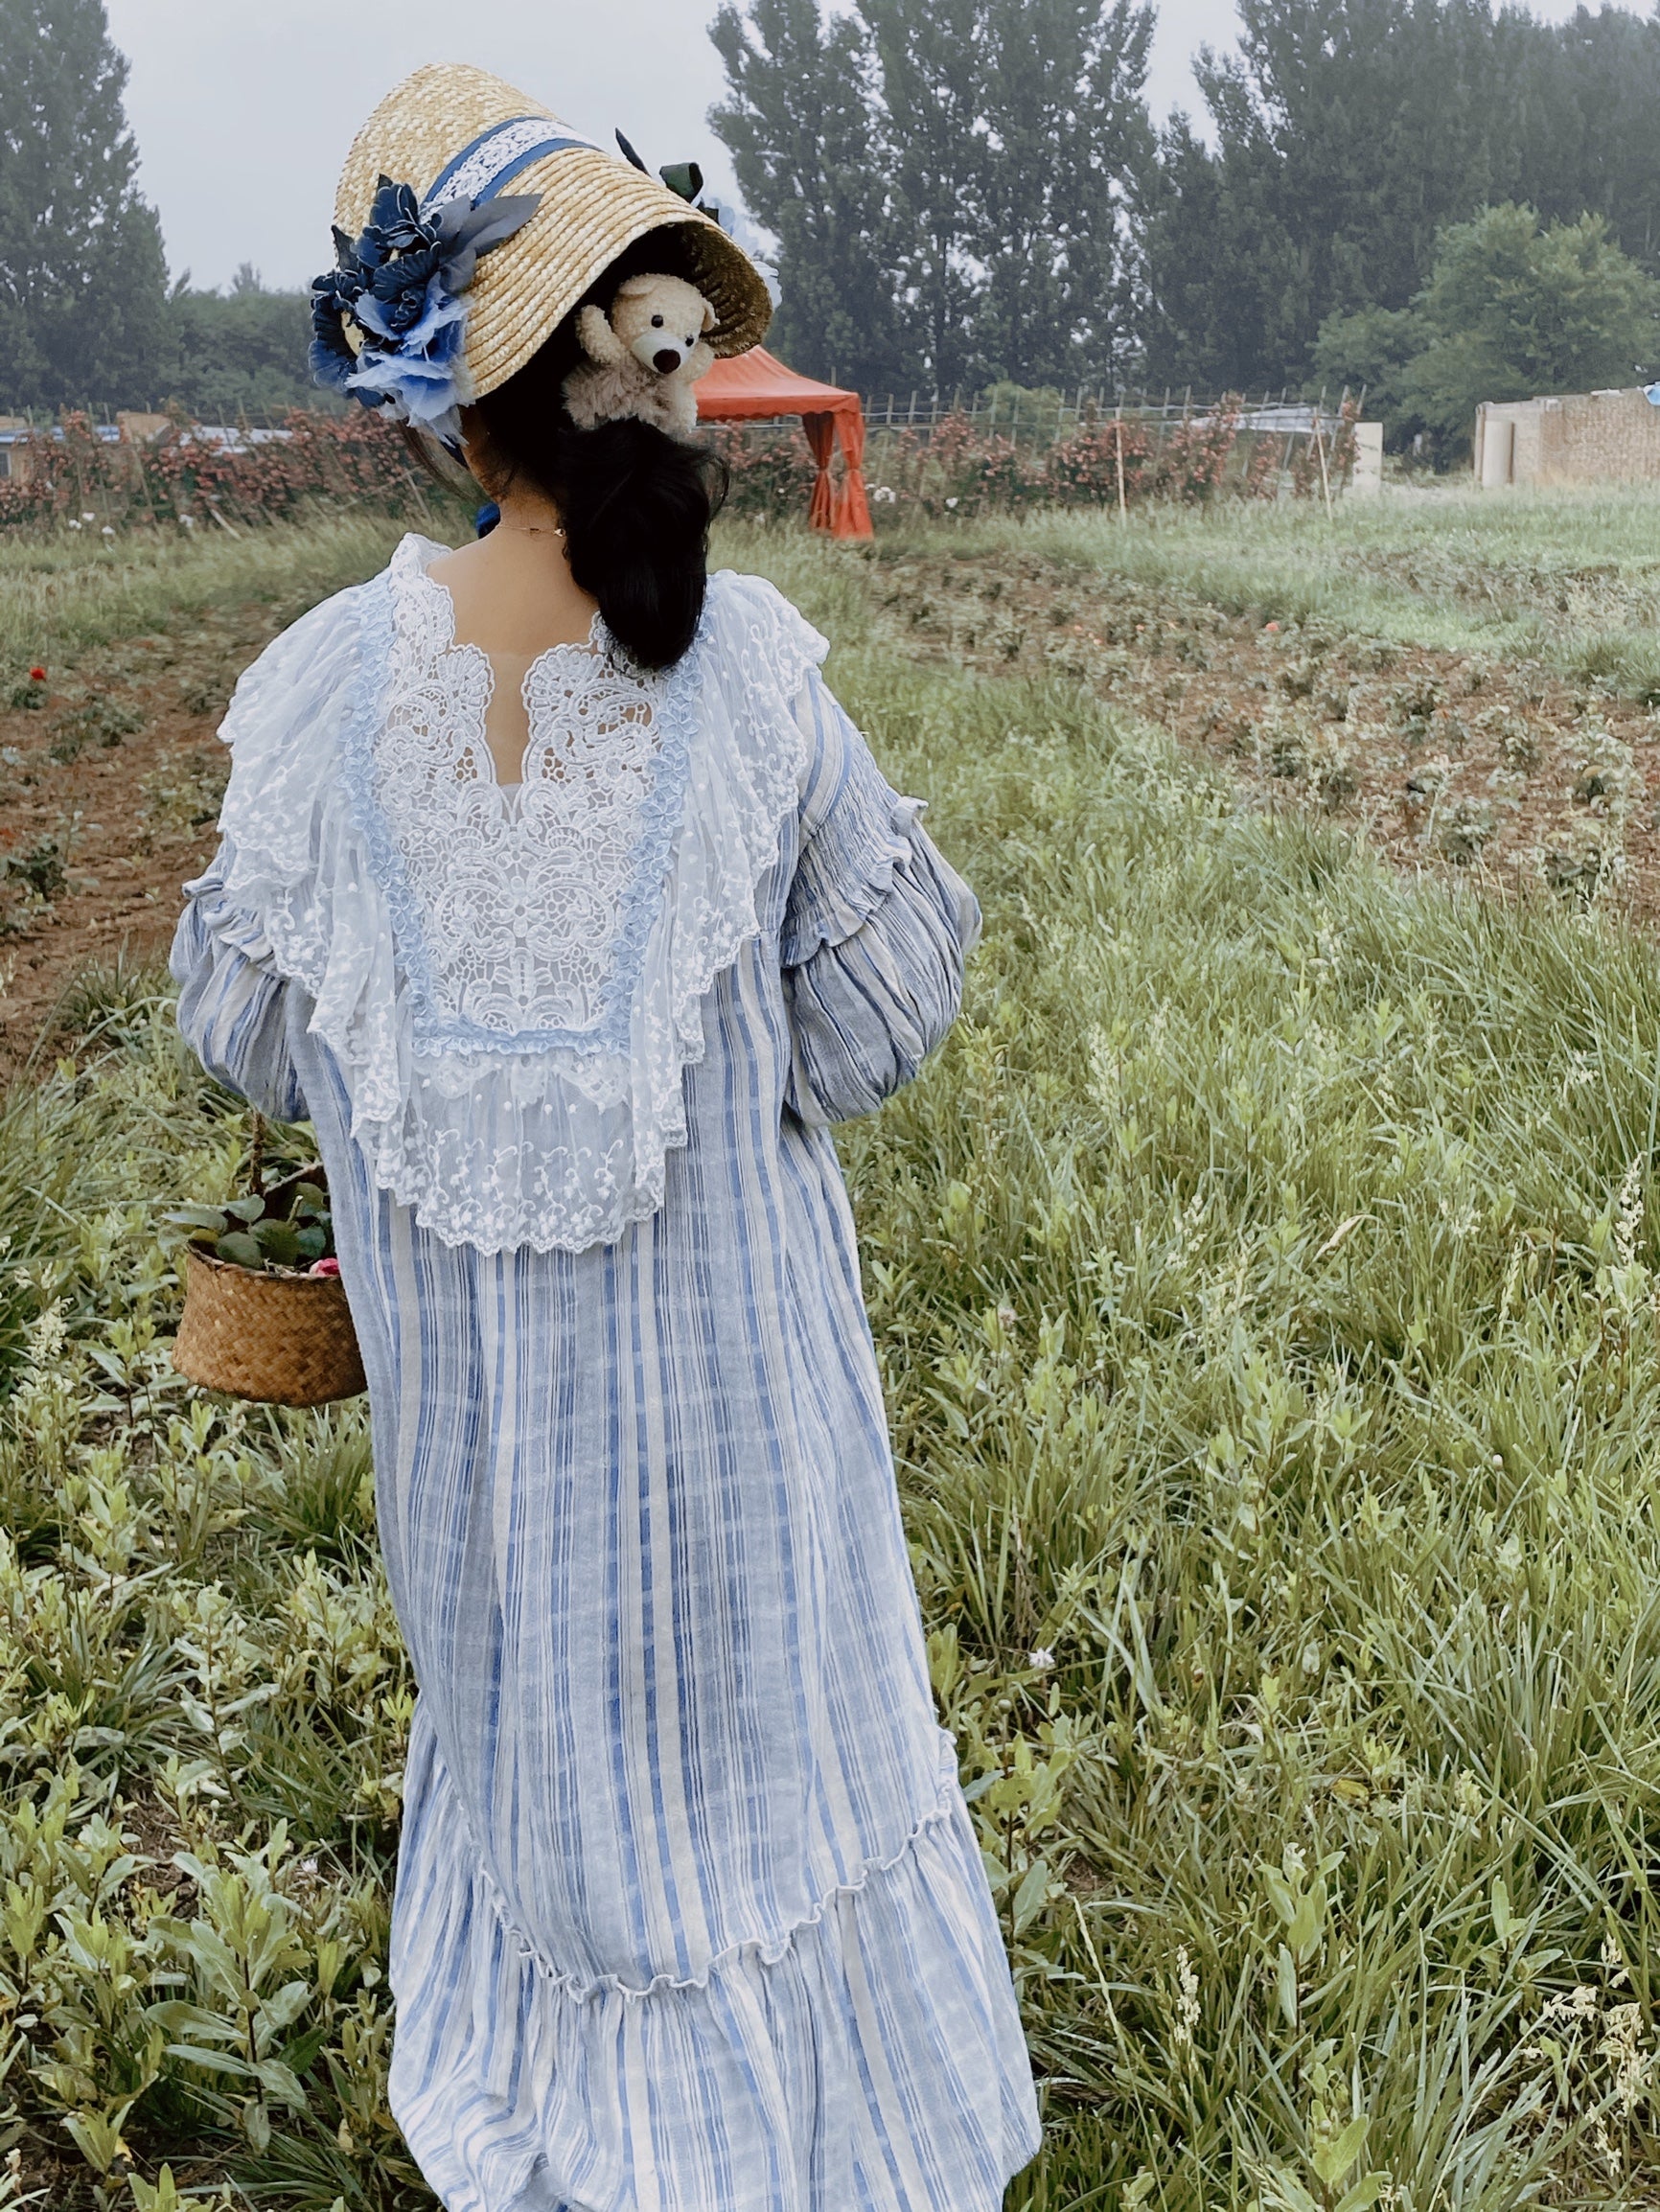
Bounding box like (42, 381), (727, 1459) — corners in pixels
(852, 384), (1364, 444)
(1, 385), (1367, 451)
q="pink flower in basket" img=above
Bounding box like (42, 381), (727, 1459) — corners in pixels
(309, 1256), (341, 1278)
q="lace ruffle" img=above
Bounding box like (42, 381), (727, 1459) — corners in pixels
(208, 540), (829, 1253)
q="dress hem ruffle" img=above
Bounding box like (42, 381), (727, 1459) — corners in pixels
(387, 1713), (1043, 2212)
(450, 1726), (967, 2007)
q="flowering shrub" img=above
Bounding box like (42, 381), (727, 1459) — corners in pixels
(862, 397), (1307, 521)
(1045, 417), (1154, 506)
(0, 409), (422, 535)
(845, 393), (1378, 524)
(1288, 395), (1361, 499)
(708, 424), (819, 518)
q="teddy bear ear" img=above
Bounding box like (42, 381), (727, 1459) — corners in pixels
(701, 298), (717, 332)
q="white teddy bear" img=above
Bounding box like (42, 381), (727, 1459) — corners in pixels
(564, 271), (717, 440)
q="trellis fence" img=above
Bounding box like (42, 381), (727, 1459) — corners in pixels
(855, 385), (1365, 447)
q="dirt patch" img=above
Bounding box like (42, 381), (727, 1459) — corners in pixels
(873, 548), (1660, 920)
(0, 604), (286, 1081)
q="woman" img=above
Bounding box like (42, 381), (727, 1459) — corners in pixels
(172, 63), (1040, 2212)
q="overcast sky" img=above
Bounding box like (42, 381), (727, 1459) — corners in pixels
(104, 0), (1597, 294)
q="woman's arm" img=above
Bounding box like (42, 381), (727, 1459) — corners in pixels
(780, 669), (980, 1126)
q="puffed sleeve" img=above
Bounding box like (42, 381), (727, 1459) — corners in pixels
(781, 668), (980, 1126)
(170, 843), (307, 1122)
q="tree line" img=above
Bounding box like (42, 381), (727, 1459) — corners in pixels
(6, 0), (1660, 447)
(712, 0), (1660, 443)
(0, 0), (318, 420)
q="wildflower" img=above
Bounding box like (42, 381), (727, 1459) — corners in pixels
(1171, 1945), (1201, 2053)
(1265, 620), (1280, 632)
(871, 485), (896, 503)
(1614, 1159), (1645, 1268)
(101, 524), (115, 540)
(80, 509), (95, 521)
(944, 496), (959, 509)
(28, 666), (44, 682)
(65, 518), (81, 531)
(1027, 1647), (1054, 1672)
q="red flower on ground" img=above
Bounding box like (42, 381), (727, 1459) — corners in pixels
(28, 666), (45, 680)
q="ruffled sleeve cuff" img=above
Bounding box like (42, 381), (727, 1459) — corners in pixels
(782, 667), (977, 966)
(779, 671), (980, 1125)
(171, 843), (307, 1121)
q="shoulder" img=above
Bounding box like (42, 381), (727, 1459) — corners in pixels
(219, 532), (436, 750)
(702, 569), (830, 697)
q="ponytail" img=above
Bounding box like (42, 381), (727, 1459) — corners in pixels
(471, 306), (727, 670)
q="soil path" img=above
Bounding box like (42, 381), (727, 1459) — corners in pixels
(0, 599), (285, 1081)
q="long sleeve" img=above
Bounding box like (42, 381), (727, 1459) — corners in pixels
(170, 846), (307, 1122)
(781, 669), (980, 1127)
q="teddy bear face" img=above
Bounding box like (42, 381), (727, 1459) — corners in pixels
(610, 272), (716, 380)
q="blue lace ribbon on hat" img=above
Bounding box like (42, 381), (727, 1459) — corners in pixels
(310, 117), (598, 439)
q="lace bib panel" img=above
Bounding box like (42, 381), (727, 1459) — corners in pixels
(357, 540), (693, 1053)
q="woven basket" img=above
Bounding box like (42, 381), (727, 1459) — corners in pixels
(172, 1169), (366, 1408)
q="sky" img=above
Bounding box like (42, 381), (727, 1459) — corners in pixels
(105, 0), (1598, 295)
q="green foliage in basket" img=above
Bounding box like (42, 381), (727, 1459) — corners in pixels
(166, 1182), (334, 1274)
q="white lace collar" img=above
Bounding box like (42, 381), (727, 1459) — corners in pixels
(212, 536), (829, 1253)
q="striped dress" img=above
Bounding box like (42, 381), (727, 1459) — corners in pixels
(171, 540), (1040, 2212)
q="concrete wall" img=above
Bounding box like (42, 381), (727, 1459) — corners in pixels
(1350, 421), (1384, 495)
(1473, 388), (1660, 488)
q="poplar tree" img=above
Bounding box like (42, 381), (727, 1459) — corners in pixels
(1140, 0), (1660, 390)
(0, 0), (170, 410)
(709, 0), (1155, 391)
(709, 0), (909, 390)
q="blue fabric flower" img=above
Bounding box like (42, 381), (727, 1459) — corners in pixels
(309, 173), (541, 437)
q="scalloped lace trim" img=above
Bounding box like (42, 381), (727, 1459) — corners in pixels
(435, 1733), (961, 2006)
(357, 542), (693, 1056)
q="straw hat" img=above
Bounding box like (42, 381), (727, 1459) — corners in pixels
(332, 62), (771, 403)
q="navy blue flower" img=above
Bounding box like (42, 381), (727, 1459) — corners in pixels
(309, 173), (542, 435)
(360, 245), (444, 339)
(309, 266), (365, 393)
(365, 176), (427, 256)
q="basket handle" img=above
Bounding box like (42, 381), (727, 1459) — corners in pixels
(244, 1112), (267, 1201)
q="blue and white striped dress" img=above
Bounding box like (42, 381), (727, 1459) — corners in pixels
(172, 541), (1040, 2212)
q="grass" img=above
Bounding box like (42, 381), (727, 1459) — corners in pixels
(0, 511), (443, 682)
(5, 497), (1660, 2205)
(852, 487), (1660, 696)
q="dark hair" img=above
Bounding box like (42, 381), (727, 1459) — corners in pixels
(471, 246), (728, 670)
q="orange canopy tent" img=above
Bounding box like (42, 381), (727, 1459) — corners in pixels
(697, 346), (873, 541)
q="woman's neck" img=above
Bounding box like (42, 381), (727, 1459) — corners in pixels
(427, 485), (599, 662)
(492, 486), (566, 541)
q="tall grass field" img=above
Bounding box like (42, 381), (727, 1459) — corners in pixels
(4, 490), (1660, 2207)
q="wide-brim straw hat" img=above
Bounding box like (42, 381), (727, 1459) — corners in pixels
(334, 62), (772, 401)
